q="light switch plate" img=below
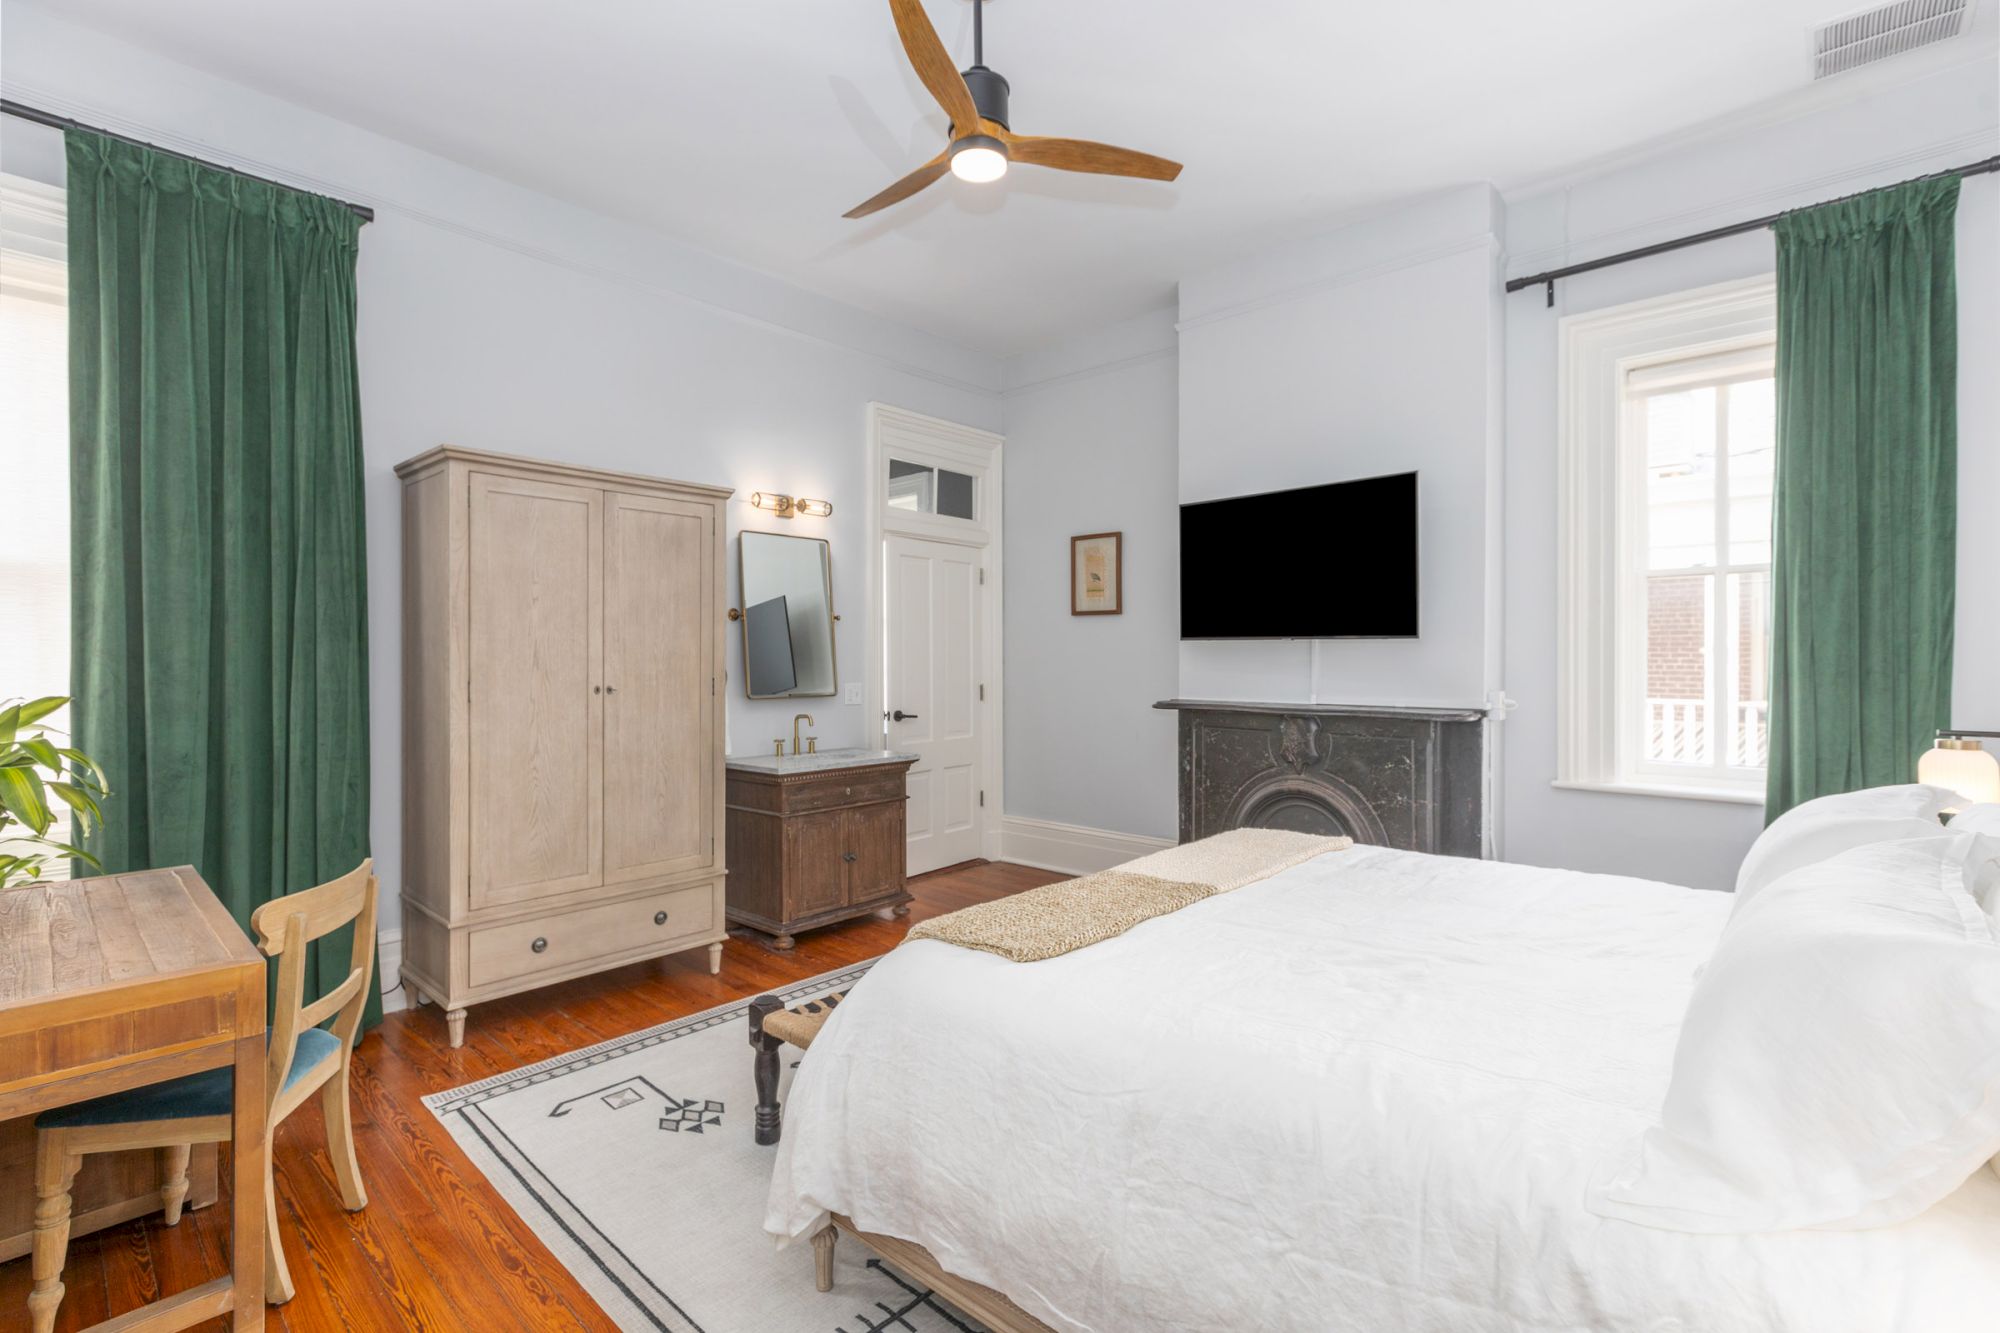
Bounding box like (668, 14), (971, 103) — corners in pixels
(844, 683), (862, 706)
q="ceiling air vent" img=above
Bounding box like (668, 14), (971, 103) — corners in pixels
(1813, 0), (1971, 78)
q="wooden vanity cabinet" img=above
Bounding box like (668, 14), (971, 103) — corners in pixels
(725, 761), (914, 948)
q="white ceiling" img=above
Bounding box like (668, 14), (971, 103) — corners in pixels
(28, 0), (1998, 354)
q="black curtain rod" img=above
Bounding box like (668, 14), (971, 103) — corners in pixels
(1, 98), (376, 223)
(1508, 154), (1999, 306)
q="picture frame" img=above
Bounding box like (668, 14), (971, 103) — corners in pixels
(1070, 531), (1122, 616)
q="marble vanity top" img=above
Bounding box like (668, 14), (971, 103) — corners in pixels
(725, 747), (920, 776)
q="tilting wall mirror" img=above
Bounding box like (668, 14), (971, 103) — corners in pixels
(737, 531), (837, 699)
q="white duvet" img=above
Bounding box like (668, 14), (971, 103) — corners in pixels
(765, 846), (2000, 1332)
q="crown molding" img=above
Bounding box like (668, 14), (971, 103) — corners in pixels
(1505, 128), (2000, 278)
(1500, 41), (2000, 202)
(1003, 344), (1178, 398)
(1176, 232), (1501, 335)
(2, 82), (1004, 400)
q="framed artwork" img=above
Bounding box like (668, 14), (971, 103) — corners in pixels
(1071, 531), (1122, 616)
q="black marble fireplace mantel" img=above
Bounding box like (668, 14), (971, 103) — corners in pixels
(1154, 699), (1488, 857)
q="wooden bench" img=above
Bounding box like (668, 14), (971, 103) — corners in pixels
(746, 989), (849, 1146)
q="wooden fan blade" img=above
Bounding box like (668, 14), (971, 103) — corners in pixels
(1003, 134), (1183, 182)
(887, 0), (981, 137)
(844, 153), (951, 218)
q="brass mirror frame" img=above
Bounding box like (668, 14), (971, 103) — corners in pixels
(737, 531), (839, 701)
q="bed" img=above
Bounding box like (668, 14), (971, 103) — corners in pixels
(764, 842), (2000, 1332)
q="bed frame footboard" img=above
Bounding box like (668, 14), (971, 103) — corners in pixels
(824, 1213), (1056, 1333)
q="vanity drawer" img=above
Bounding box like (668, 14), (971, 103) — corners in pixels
(467, 883), (716, 989)
(784, 769), (907, 813)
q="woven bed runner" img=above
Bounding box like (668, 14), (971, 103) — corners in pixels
(907, 828), (1351, 962)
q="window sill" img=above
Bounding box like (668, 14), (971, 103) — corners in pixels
(1551, 779), (1765, 807)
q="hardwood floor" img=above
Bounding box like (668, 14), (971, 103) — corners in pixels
(0, 859), (1059, 1332)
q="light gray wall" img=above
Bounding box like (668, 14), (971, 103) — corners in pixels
(1175, 185), (1507, 712)
(1000, 310), (1180, 840)
(1499, 61), (2000, 890)
(3, 7), (1006, 940)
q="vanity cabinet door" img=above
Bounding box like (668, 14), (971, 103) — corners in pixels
(788, 809), (849, 916)
(844, 802), (906, 905)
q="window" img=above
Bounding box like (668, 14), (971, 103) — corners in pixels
(0, 175), (73, 867)
(886, 457), (977, 521)
(1557, 277), (1776, 802)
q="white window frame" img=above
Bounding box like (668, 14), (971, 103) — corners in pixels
(1555, 275), (1776, 805)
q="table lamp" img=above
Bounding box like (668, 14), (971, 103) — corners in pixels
(1919, 730), (2000, 813)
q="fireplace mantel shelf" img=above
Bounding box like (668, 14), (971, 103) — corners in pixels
(1153, 698), (1489, 723)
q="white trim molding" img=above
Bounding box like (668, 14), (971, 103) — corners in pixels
(1000, 817), (1175, 877)
(377, 927), (406, 1014)
(1556, 274), (1776, 801)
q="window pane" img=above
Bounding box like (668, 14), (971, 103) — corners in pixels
(1727, 378), (1774, 565)
(885, 457), (975, 519)
(1644, 386), (1716, 570)
(1728, 570), (1771, 769)
(0, 287), (73, 875)
(1645, 571), (1712, 764)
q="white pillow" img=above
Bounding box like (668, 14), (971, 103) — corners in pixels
(1590, 835), (2000, 1233)
(1733, 783), (1954, 904)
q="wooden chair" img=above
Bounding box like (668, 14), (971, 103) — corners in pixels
(28, 861), (378, 1328)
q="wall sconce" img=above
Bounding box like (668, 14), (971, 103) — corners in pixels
(749, 492), (832, 520)
(1919, 730), (2000, 812)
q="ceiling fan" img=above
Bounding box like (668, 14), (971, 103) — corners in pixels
(845, 0), (1184, 218)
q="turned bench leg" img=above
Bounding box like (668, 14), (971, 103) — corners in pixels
(748, 994), (785, 1146)
(812, 1222), (837, 1292)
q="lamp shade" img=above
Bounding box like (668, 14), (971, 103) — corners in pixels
(1918, 738), (2000, 812)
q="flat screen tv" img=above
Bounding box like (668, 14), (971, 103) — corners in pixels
(1180, 471), (1418, 640)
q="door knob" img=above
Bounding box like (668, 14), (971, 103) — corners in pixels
(890, 710), (919, 721)
(842, 851), (858, 863)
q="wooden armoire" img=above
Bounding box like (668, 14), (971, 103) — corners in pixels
(395, 446), (730, 1047)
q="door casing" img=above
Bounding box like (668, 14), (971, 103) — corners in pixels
(864, 402), (1005, 867)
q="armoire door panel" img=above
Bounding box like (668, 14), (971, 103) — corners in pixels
(603, 490), (715, 884)
(467, 472), (603, 910)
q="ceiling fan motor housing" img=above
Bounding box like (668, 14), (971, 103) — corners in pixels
(961, 64), (1010, 130)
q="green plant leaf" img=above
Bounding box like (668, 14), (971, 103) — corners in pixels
(48, 781), (101, 833)
(43, 840), (102, 871)
(20, 736), (60, 772)
(0, 766), (53, 836)
(57, 748), (110, 791)
(13, 696), (66, 727)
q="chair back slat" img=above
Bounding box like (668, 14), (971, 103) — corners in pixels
(299, 967), (364, 1032)
(249, 859), (378, 1114)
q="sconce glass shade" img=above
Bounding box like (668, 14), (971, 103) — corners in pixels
(1919, 737), (2000, 812)
(795, 497), (833, 517)
(750, 492), (795, 518)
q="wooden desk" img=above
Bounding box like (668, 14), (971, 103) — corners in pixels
(0, 867), (267, 1331)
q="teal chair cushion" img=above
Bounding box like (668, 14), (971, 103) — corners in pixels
(37, 1027), (343, 1129)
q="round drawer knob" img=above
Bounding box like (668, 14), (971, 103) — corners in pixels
(654, 910), (670, 926)
(530, 936), (548, 954)
(844, 786), (853, 796)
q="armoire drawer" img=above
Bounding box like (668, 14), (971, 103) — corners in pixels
(784, 769), (906, 813)
(467, 883), (716, 989)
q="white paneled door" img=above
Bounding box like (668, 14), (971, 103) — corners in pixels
(885, 534), (984, 874)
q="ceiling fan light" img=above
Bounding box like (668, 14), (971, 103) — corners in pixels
(949, 135), (1008, 184)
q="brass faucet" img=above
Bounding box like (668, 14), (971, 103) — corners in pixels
(792, 713), (815, 756)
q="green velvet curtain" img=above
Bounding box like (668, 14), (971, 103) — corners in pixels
(1764, 175), (1959, 820)
(66, 129), (379, 1028)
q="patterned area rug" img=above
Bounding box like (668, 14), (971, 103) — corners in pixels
(424, 961), (983, 1332)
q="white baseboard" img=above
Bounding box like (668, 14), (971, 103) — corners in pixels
(377, 928), (406, 1014)
(1000, 816), (1175, 876)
